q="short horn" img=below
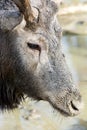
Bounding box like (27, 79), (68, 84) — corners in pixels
(12, 0), (38, 30)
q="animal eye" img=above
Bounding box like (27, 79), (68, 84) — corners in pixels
(27, 43), (41, 52)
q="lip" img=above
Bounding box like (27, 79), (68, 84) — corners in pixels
(54, 107), (71, 117)
(48, 98), (83, 117)
(49, 101), (73, 117)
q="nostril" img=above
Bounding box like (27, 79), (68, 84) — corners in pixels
(68, 100), (84, 116)
(70, 101), (79, 111)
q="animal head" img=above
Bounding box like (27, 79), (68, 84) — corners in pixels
(0, 0), (83, 116)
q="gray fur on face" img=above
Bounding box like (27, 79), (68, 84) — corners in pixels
(0, 0), (83, 116)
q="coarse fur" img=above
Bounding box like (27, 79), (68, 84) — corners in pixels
(0, 0), (83, 116)
(0, 29), (40, 109)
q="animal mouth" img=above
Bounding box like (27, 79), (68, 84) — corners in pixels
(48, 99), (83, 117)
(49, 101), (71, 117)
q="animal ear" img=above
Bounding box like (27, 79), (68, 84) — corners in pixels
(0, 0), (39, 31)
(0, 0), (58, 31)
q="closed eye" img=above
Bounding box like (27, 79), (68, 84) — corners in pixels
(27, 42), (41, 52)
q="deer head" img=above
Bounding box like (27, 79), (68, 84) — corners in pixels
(0, 0), (83, 116)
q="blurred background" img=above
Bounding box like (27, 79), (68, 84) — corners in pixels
(59, 0), (87, 129)
(0, 0), (87, 130)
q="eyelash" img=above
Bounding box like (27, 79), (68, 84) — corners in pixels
(27, 43), (41, 52)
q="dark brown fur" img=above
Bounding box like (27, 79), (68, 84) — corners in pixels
(0, 30), (39, 109)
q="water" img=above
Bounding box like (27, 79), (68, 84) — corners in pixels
(0, 35), (87, 130)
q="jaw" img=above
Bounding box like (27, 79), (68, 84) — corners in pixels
(48, 100), (73, 117)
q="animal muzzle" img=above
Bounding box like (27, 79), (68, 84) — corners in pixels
(67, 97), (84, 116)
(45, 89), (84, 117)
